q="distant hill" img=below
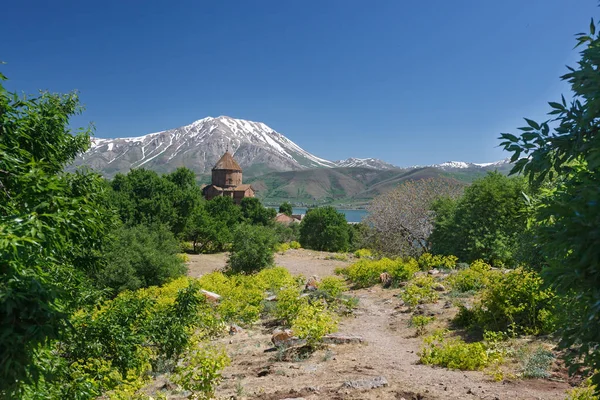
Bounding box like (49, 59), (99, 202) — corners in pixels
(247, 163), (512, 206)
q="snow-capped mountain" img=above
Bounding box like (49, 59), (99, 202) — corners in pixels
(71, 115), (511, 179)
(409, 159), (512, 171)
(334, 157), (398, 170)
(71, 116), (336, 178)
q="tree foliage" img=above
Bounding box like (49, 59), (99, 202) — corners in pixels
(499, 19), (600, 389)
(364, 178), (464, 256)
(0, 76), (114, 394)
(279, 201), (293, 216)
(299, 206), (349, 252)
(429, 172), (530, 266)
(240, 197), (276, 226)
(110, 167), (203, 237)
(227, 224), (277, 274)
(97, 224), (186, 295)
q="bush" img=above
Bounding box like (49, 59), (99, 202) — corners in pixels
(566, 380), (599, 400)
(354, 248), (374, 259)
(274, 287), (307, 325)
(419, 330), (504, 371)
(319, 277), (348, 298)
(98, 224), (187, 295)
(519, 346), (554, 379)
(173, 342), (230, 399)
(227, 224), (277, 274)
(418, 253), (458, 270)
(336, 257), (419, 288)
(410, 315), (435, 336)
(291, 302), (338, 346)
(446, 259), (499, 293)
(289, 240), (301, 249)
(401, 275), (439, 308)
(299, 206), (349, 252)
(454, 268), (556, 335)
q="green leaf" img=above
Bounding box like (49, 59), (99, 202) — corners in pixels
(524, 118), (540, 130)
(591, 18), (596, 36)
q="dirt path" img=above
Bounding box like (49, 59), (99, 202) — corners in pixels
(214, 285), (570, 400)
(185, 251), (571, 399)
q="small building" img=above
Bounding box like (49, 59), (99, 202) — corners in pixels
(202, 150), (255, 204)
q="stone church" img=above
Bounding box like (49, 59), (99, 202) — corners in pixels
(202, 150), (255, 204)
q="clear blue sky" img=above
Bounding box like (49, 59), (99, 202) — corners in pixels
(2, 1), (597, 166)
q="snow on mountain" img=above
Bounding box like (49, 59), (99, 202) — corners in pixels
(408, 158), (512, 171)
(334, 157), (398, 170)
(72, 116), (337, 178)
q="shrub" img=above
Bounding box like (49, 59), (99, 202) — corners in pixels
(419, 330), (504, 371)
(299, 206), (349, 252)
(446, 259), (499, 293)
(275, 242), (291, 253)
(419, 330), (490, 370)
(565, 380), (599, 400)
(519, 346), (554, 379)
(418, 253), (458, 270)
(173, 342), (230, 400)
(198, 272), (265, 325)
(454, 268), (556, 335)
(227, 223), (277, 274)
(336, 257), (418, 288)
(401, 275), (439, 308)
(410, 315), (435, 336)
(255, 267), (297, 293)
(319, 276), (348, 298)
(97, 224), (187, 295)
(274, 287), (307, 325)
(354, 248), (374, 259)
(291, 302), (338, 346)
(289, 240), (301, 249)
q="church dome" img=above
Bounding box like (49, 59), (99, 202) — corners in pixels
(212, 150), (242, 171)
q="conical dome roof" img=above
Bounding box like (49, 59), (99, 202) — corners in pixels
(212, 150), (242, 171)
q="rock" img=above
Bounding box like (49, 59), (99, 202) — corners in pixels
(340, 376), (388, 391)
(272, 328), (295, 346)
(443, 300), (452, 309)
(305, 276), (319, 291)
(266, 295), (277, 301)
(200, 289), (221, 303)
(280, 398), (305, 400)
(432, 283), (446, 292)
(379, 272), (392, 288)
(229, 324), (243, 335)
(323, 333), (364, 344)
(428, 268), (440, 275)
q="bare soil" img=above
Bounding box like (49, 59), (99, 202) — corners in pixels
(187, 250), (572, 400)
(187, 249), (350, 278)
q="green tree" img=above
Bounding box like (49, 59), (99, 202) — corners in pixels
(184, 204), (232, 253)
(499, 19), (600, 389)
(227, 224), (277, 274)
(97, 224), (186, 295)
(110, 167), (203, 237)
(429, 172), (530, 266)
(279, 201), (293, 216)
(299, 206), (349, 252)
(0, 75), (114, 395)
(240, 197), (276, 226)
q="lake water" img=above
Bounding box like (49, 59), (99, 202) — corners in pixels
(291, 208), (368, 223)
